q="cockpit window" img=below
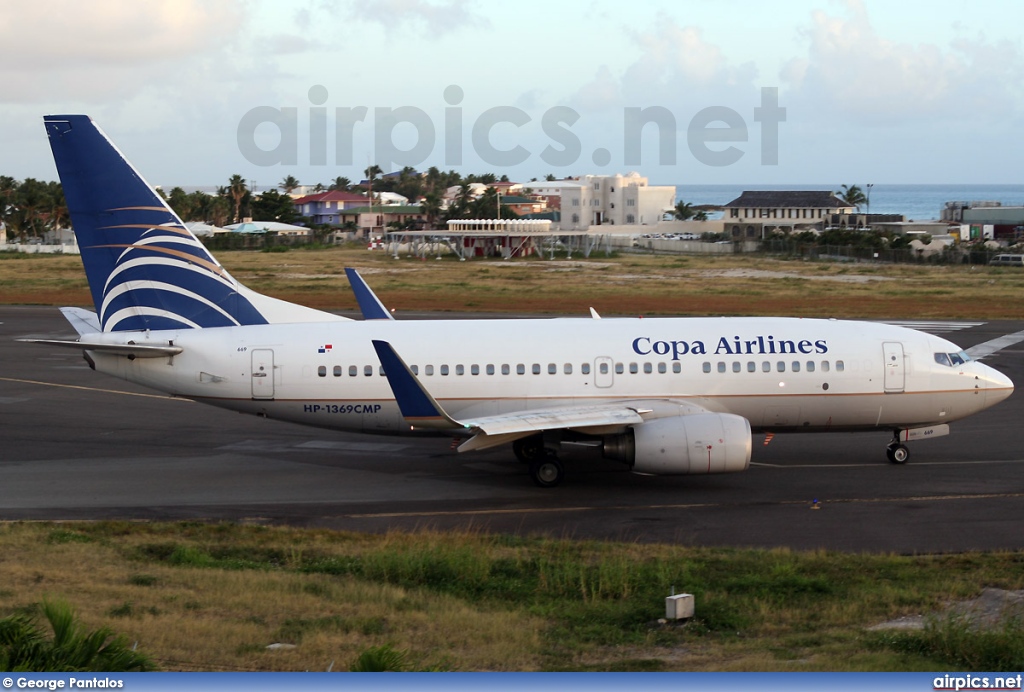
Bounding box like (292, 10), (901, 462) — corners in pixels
(935, 351), (971, 367)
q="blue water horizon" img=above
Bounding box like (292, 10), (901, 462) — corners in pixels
(673, 183), (1024, 221)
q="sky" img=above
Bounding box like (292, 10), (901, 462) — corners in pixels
(2, 0), (1023, 188)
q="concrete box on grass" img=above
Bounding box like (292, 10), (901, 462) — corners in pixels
(665, 593), (694, 620)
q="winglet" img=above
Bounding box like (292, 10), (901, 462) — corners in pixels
(345, 268), (395, 320)
(371, 340), (461, 429)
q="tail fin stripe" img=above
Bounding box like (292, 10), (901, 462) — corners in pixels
(104, 257), (235, 296)
(101, 282), (242, 329)
(104, 308), (202, 332)
(98, 224), (196, 237)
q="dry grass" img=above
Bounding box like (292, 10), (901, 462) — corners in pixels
(4, 523), (1024, 671)
(4, 246), (1024, 319)
(0, 524), (544, 672)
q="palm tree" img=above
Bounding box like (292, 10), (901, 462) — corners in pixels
(228, 174), (247, 223)
(673, 200), (695, 221)
(328, 176), (351, 192)
(0, 599), (156, 671)
(363, 164), (383, 186)
(278, 175), (300, 195)
(836, 184), (867, 210)
(422, 191), (442, 228)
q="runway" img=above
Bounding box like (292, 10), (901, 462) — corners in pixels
(2, 306), (1023, 553)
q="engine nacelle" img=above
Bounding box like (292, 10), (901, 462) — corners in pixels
(603, 413), (751, 475)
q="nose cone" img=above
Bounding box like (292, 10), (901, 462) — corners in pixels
(982, 363), (1014, 407)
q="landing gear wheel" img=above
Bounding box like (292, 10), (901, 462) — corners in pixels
(886, 443), (910, 464)
(513, 435), (545, 464)
(529, 456), (564, 488)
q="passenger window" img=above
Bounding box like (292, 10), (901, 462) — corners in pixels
(471, 364), (480, 375)
(806, 361), (815, 372)
(517, 364), (526, 375)
(777, 361), (785, 372)
(440, 364), (449, 376)
(487, 364), (495, 375)
(672, 362), (681, 374)
(836, 360), (845, 372)
(425, 365), (434, 376)
(531, 363), (540, 375)
(349, 365), (358, 377)
(318, 365), (326, 377)
(548, 363), (557, 375)
(564, 363), (572, 374)
(732, 362), (741, 373)
(762, 361), (771, 373)
(644, 362), (653, 374)
(599, 362), (608, 374)
(615, 363), (624, 374)
(629, 362), (638, 374)
(822, 361), (830, 372)
(333, 365), (342, 377)
(364, 365), (373, 376)
(792, 361), (800, 372)
(747, 361), (756, 373)
(582, 363), (591, 375)
(379, 366), (385, 376)
(658, 362), (666, 374)
(456, 364), (464, 376)
(703, 362), (712, 374)
(502, 364), (510, 375)
(717, 362), (726, 373)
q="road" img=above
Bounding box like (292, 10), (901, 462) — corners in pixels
(2, 306), (1022, 553)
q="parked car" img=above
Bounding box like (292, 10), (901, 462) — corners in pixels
(989, 254), (1024, 267)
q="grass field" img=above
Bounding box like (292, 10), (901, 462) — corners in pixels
(5, 522), (1024, 672)
(3, 246), (1024, 671)
(4, 245), (1024, 319)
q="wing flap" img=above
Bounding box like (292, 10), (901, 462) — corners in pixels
(462, 404), (645, 437)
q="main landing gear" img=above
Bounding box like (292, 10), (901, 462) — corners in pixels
(514, 435), (565, 487)
(886, 432), (910, 464)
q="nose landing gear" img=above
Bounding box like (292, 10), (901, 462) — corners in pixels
(886, 432), (910, 464)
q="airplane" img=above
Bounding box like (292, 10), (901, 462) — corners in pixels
(26, 115), (1015, 487)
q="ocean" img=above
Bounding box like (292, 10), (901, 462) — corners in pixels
(673, 184), (1024, 221)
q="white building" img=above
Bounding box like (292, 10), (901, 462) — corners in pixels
(538, 173), (674, 230)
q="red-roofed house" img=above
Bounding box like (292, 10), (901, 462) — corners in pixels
(293, 191), (370, 225)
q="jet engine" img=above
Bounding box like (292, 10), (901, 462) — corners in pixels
(602, 413), (751, 474)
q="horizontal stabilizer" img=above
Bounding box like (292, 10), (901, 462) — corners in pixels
(345, 268), (395, 320)
(17, 339), (182, 358)
(59, 307), (101, 335)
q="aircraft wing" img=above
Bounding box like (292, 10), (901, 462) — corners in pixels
(371, 339), (650, 453)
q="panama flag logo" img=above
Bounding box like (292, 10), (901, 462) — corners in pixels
(318, 344), (333, 353)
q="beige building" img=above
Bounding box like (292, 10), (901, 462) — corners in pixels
(530, 173), (674, 230)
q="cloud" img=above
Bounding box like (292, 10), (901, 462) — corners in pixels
(0, 0), (245, 103)
(345, 0), (488, 35)
(620, 19), (759, 100)
(782, 0), (1024, 125)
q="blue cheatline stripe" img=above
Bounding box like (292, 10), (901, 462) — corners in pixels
(345, 267), (394, 320)
(371, 340), (447, 420)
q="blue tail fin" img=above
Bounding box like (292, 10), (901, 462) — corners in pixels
(44, 116), (343, 331)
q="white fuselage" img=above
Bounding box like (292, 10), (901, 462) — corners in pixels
(84, 316), (1013, 438)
